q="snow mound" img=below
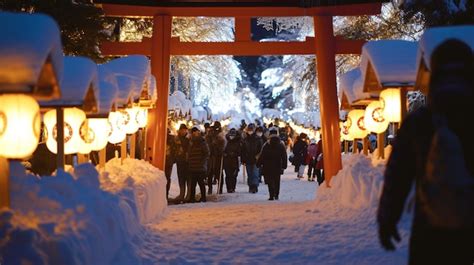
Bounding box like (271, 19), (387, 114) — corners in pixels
(7, 161), (143, 265)
(317, 154), (386, 209)
(101, 158), (168, 224)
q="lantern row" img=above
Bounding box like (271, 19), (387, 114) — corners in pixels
(338, 26), (474, 150)
(0, 12), (157, 166)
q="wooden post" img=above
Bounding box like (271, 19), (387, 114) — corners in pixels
(377, 132), (385, 159)
(0, 156), (9, 208)
(344, 140), (349, 154)
(56, 108), (65, 170)
(77, 153), (89, 164)
(399, 87), (407, 128)
(362, 136), (369, 156)
(147, 15), (172, 170)
(130, 133), (136, 159)
(139, 128), (146, 160)
(99, 148), (106, 169)
(121, 138), (127, 163)
(314, 15), (342, 186)
(352, 139), (358, 154)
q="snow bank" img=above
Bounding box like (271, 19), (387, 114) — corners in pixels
(101, 158), (167, 224)
(6, 161), (143, 265)
(317, 154), (386, 209)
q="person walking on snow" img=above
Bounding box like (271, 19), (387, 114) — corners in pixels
(223, 128), (242, 193)
(292, 133), (308, 179)
(187, 126), (210, 203)
(173, 124), (190, 203)
(205, 121), (226, 194)
(377, 39), (474, 264)
(241, 123), (263, 193)
(257, 127), (287, 200)
(306, 139), (318, 182)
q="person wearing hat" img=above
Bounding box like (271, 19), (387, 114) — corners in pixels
(205, 121), (226, 194)
(257, 127), (287, 200)
(187, 126), (209, 202)
(241, 123), (263, 193)
(292, 132), (309, 179)
(223, 128), (242, 193)
(173, 123), (190, 203)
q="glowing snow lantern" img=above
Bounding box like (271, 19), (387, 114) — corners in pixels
(364, 100), (389, 133)
(0, 94), (41, 158)
(122, 107), (140, 134)
(340, 120), (353, 141)
(347, 109), (368, 139)
(44, 107), (87, 154)
(108, 111), (126, 144)
(87, 118), (112, 151)
(380, 88), (401, 123)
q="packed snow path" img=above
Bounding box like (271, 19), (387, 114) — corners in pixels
(135, 167), (411, 265)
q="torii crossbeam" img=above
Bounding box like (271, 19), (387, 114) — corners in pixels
(96, 0), (385, 186)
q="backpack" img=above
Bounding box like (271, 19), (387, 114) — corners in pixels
(419, 114), (474, 229)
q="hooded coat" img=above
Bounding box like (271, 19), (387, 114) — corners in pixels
(257, 135), (288, 177)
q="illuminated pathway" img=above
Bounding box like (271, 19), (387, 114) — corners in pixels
(132, 169), (410, 265)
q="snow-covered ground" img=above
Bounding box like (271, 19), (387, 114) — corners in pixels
(1, 153), (411, 265)
(140, 153), (411, 265)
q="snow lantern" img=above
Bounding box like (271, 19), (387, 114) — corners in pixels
(0, 94), (40, 159)
(347, 109), (368, 139)
(364, 101), (389, 134)
(136, 107), (148, 128)
(380, 88), (401, 123)
(108, 111), (126, 144)
(77, 119), (96, 154)
(88, 118), (112, 151)
(340, 120), (353, 141)
(121, 108), (140, 134)
(44, 107), (87, 154)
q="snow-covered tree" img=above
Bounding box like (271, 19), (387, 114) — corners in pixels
(396, 0), (474, 26)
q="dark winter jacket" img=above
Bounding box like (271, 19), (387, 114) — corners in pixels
(315, 140), (323, 170)
(377, 105), (474, 264)
(223, 134), (242, 169)
(257, 135), (287, 176)
(241, 133), (263, 165)
(292, 138), (308, 166)
(174, 134), (190, 162)
(205, 130), (226, 157)
(187, 136), (210, 173)
(166, 134), (176, 164)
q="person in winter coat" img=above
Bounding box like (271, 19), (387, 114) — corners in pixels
(205, 121), (226, 194)
(241, 123), (263, 193)
(377, 39), (474, 264)
(223, 128), (242, 193)
(314, 137), (324, 185)
(165, 129), (176, 198)
(173, 124), (190, 203)
(256, 126), (266, 183)
(306, 139), (318, 182)
(187, 126), (210, 203)
(292, 133), (309, 179)
(257, 127), (287, 200)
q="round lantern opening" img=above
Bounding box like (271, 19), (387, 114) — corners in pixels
(380, 88), (401, 123)
(108, 111), (126, 144)
(88, 118), (111, 151)
(364, 101), (389, 134)
(0, 94), (40, 159)
(44, 107), (87, 155)
(347, 109), (368, 139)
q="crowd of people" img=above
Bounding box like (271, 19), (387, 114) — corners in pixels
(164, 120), (324, 203)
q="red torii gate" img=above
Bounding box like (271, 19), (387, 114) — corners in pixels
(97, 1), (383, 185)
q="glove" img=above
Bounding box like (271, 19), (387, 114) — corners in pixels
(378, 223), (401, 251)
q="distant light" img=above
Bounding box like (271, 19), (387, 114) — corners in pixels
(44, 107), (87, 154)
(122, 108), (140, 134)
(0, 94), (40, 159)
(364, 101), (389, 134)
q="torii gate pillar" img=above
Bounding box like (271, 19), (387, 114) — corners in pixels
(146, 15), (172, 170)
(314, 15), (342, 185)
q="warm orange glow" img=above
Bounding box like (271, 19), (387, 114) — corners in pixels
(44, 108), (87, 155)
(0, 94), (40, 159)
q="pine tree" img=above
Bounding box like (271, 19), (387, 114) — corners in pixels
(0, 0), (112, 62)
